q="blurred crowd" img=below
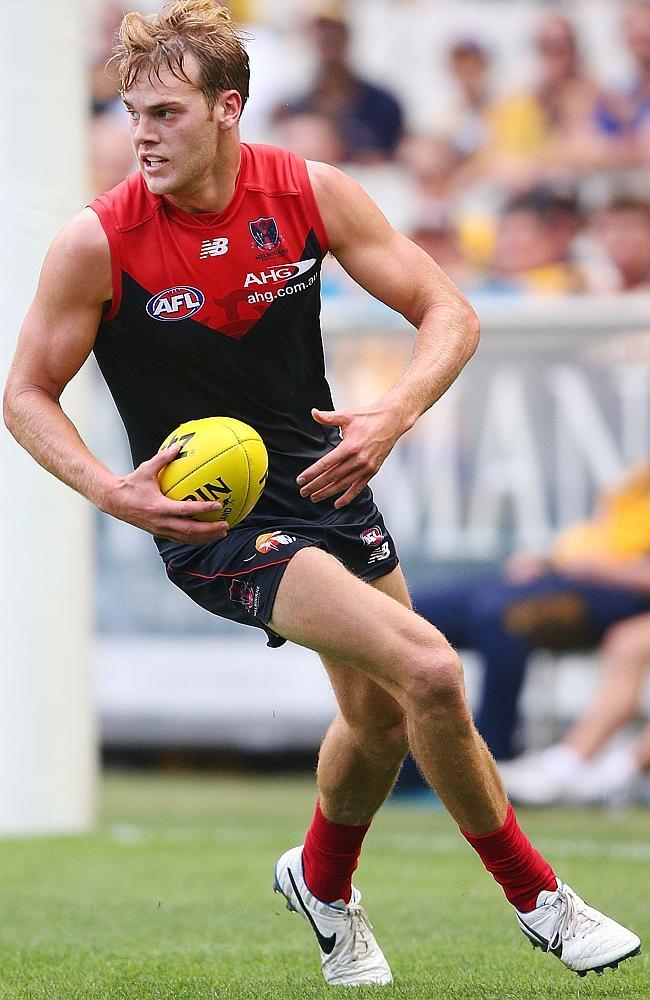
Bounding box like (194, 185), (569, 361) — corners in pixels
(88, 0), (650, 298)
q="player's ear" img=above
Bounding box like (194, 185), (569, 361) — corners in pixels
(217, 89), (243, 130)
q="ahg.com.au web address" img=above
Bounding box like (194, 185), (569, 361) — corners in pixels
(246, 273), (317, 304)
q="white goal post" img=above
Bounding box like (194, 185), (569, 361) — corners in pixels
(0, 0), (97, 834)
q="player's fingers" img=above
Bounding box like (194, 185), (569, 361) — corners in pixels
(144, 443), (182, 473)
(297, 414), (364, 485)
(297, 440), (366, 490)
(300, 470), (359, 499)
(310, 407), (348, 428)
(307, 468), (363, 503)
(165, 499), (222, 518)
(299, 463), (355, 497)
(164, 518), (229, 543)
(333, 480), (367, 509)
(297, 452), (344, 488)
(299, 447), (369, 495)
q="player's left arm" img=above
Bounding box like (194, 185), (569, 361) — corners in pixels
(300, 160), (480, 507)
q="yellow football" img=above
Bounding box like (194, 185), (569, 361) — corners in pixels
(158, 416), (268, 527)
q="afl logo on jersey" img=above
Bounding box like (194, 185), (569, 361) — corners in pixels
(146, 285), (205, 322)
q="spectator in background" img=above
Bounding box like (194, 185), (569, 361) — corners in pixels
(410, 216), (473, 289)
(595, 1), (650, 169)
(413, 460), (650, 761)
(276, 12), (404, 164)
(478, 187), (585, 295)
(500, 612), (650, 806)
(397, 132), (494, 280)
(478, 12), (603, 191)
(89, 2), (134, 194)
(89, 115), (136, 196)
(589, 196), (650, 292)
(445, 38), (492, 163)
(274, 110), (344, 165)
(90, 1), (126, 117)
(420, 20), (605, 275)
(397, 132), (460, 225)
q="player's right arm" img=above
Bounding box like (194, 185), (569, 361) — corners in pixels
(3, 209), (227, 543)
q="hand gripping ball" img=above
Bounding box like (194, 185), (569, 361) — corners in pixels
(158, 416), (268, 527)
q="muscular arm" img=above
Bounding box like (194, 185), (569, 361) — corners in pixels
(3, 209), (227, 543)
(300, 160), (480, 506)
(5, 211), (118, 503)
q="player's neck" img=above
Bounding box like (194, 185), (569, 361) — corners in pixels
(164, 140), (243, 216)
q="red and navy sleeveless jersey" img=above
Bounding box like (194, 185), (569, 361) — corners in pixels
(91, 143), (349, 541)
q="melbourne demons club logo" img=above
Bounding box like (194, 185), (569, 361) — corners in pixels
(249, 216), (281, 250)
(229, 579), (256, 611)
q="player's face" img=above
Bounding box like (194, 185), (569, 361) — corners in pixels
(123, 57), (232, 203)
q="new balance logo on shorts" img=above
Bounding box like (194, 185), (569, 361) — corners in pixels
(368, 541), (391, 564)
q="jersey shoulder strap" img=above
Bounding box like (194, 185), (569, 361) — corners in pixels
(90, 172), (160, 320)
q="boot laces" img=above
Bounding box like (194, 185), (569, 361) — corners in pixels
(548, 885), (599, 949)
(345, 901), (375, 960)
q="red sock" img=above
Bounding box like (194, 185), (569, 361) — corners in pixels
(461, 803), (557, 912)
(302, 800), (370, 904)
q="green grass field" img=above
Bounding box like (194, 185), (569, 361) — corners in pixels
(0, 772), (648, 999)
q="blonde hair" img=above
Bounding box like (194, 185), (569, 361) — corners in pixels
(112, 0), (249, 113)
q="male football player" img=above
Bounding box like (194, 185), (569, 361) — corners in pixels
(4, 0), (640, 986)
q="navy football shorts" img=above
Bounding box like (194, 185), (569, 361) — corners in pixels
(162, 495), (399, 647)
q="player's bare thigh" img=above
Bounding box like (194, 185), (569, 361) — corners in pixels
(320, 565), (412, 732)
(268, 547), (455, 700)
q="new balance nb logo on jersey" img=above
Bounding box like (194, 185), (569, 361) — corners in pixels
(199, 237), (229, 259)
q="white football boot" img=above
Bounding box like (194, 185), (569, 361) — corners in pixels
(516, 879), (641, 976)
(274, 845), (393, 986)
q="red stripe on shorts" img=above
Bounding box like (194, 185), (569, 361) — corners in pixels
(168, 556), (294, 581)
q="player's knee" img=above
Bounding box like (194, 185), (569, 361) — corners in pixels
(404, 645), (465, 712)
